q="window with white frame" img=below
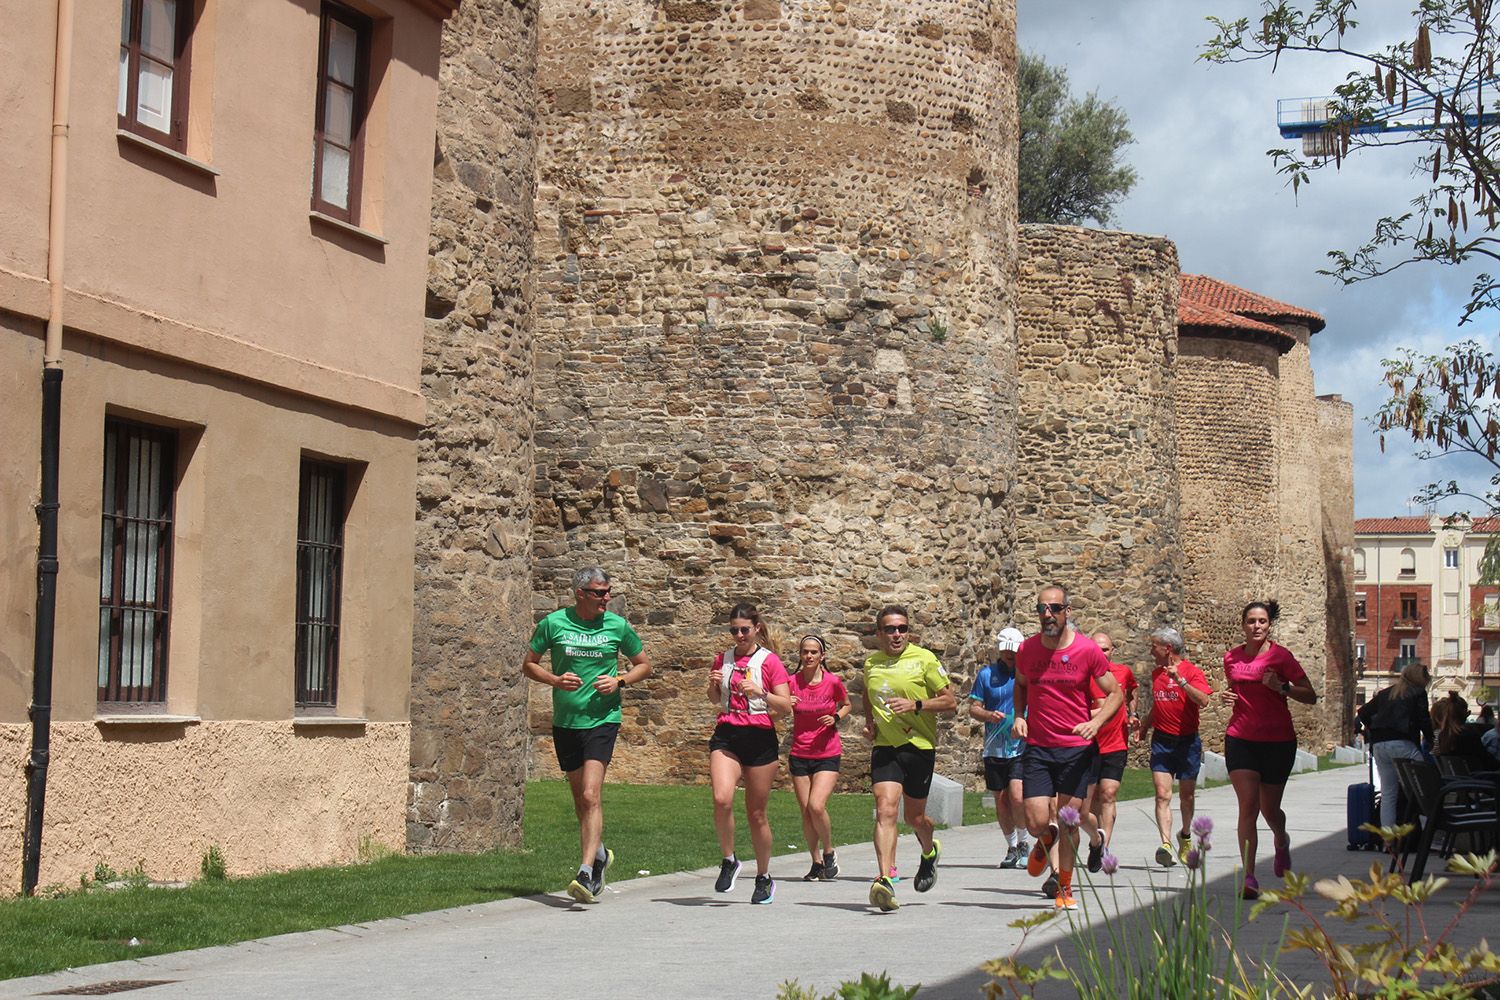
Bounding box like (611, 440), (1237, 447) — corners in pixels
(1399, 548), (1417, 577)
(1445, 548), (1459, 569)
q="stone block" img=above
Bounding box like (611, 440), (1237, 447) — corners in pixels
(1332, 745), (1365, 764)
(928, 773), (965, 828)
(1292, 749), (1318, 774)
(1200, 750), (1228, 783)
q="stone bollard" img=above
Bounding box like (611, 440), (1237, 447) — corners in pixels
(1200, 750), (1229, 782)
(927, 774), (966, 828)
(1332, 745), (1365, 764)
(1292, 748), (1319, 773)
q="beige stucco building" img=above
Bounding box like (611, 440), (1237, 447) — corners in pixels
(2, 0), (457, 890)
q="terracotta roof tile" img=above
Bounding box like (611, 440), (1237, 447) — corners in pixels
(1181, 274), (1326, 333)
(1179, 299), (1287, 336)
(1354, 517), (1433, 534)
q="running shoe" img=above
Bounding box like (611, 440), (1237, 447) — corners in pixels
(1054, 888), (1078, 910)
(751, 874), (775, 904)
(820, 852), (839, 880)
(914, 838), (941, 893)
(1027, 824), (1058, 877)
(1241, 873), (1260, 900)
(1177, 831), (1192, 865)
(1273, 838), (1292, 878)
(566, 870), (599, 905)
(1041, 873), (1059, 899)
(1155, 842), (1177, 868)
(803, 862), (825, 882)
(592, 846), (615, 892)
(1086, 836), (1104, 874)
(714, 856), (741, 893)
(999, 844), (1022, 869)
(869, 875), (899, 911)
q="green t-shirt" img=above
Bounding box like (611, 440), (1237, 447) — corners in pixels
(863, 643), (949, 750)
(529, 607), (644, 729)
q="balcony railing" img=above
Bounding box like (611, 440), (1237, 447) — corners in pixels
(1390, 615), (1422, 631)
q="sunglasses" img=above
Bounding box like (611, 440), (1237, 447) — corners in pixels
(729, 626), (755, 636)
(581, 587), (612, 597)
(1036, 602), (1067, 615)
(880, 624), (910, 635)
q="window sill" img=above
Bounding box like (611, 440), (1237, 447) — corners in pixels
(95, 714), (201, 726)
(293, 716), (368, 729)
(116, 130), (219, 177)
(309, 211), (388, 247)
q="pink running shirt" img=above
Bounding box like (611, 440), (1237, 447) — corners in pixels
(1016, 632), (1110, 749)
(1223, 642), (1307, 742)
(788, 670), (847, 759)
(712, 649), (790, 729)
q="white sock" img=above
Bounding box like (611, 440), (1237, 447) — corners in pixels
(1006, 829), (1020, 848)
(596, 845), (608, 862)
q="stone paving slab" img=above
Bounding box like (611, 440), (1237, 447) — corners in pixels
(5, 767), (1494, 1000)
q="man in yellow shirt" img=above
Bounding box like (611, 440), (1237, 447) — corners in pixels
(861, 604), (956, 911)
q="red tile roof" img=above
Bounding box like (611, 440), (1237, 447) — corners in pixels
(1354, 517), (1433, 534)
(1179, 299), (1287, 336)
(1354, 515), (1500, 534)
(1181, 274), (1326, 333)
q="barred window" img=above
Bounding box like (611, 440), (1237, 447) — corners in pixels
(98, 419), (176, 703)
(296, 460), (346, 707)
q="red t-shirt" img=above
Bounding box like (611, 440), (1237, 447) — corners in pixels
(712, 649), (790, 729)
(1223, 643), (1308, 742)
(1016, 632), (1110, 749)
(1149, 661), (1211, 736)
(787, 669), (847, 759)
(1091, 662), (1138, 754)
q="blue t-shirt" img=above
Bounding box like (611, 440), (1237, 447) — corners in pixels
(969, 661), (1024, 759)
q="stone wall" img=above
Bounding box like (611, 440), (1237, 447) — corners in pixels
(527, 0), (1021, 787)
(1274, 325), (1333, 746)
(1174, 333), (1283, 747)
(1013, 224), (1183, 671)
(1318, 393), (1356, 745)
(409, 0), (539, 852)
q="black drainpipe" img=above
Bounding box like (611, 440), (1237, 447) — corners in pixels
(23, 366), (62, 897)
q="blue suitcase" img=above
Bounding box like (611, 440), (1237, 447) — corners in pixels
(1347, 781), (1380, 850)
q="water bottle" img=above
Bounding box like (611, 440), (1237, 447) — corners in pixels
(877, 682), (894, 715)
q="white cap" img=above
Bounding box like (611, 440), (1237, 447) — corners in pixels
(994, 627), (1024, 652)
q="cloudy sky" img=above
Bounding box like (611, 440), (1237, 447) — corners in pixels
(1016, 0), (1496, 519)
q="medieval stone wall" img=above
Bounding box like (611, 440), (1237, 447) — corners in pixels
(527, 0), (1020, 786)
(1274, 326), (1333, 745)
(1012, 224), (1183, 675)
(1318, 393), (1356, 745)
(1174, 334), (1282, 747)
(409, 0), (539, 852)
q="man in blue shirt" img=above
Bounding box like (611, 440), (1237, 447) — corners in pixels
(969, 627), (1029, 868)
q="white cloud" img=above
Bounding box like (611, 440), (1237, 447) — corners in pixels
(1016, 0), (1497, 518)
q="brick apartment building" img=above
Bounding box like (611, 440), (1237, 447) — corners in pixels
(1353, 515), (1500, 707)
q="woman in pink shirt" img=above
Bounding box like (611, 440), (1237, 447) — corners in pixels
(1219, 600), (1317, 900)
(787, 634), (851, 881)
(707, 602), (792, 904)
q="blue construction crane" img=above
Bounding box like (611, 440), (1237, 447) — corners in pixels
(1277, 75), (1499, 155)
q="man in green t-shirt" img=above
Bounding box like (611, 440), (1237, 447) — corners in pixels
(861, 604), (956, 912)
(523, 566), (652, 905)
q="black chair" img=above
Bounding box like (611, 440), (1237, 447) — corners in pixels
(1393, 757), (1498, 882)
(1436, 754), (1473, 778)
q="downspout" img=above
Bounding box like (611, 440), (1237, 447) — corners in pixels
(23, 0), (73, 897)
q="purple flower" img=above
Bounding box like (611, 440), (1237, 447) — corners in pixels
(1058, 805), (1081, 828)
(1191, 816), (1214, 837)
(1197, 836), (1212, 854)
(1100, 851), (1119, 876)
(1185, 849), (1202, 870)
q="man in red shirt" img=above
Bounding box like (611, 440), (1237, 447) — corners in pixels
(1085, 631), (1137, 867)
(1013, 586), (1123, 910)
(1145, 626), (1212, 867)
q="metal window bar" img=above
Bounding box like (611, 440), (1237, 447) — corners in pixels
(295, 461), (345, 707)
(98, 419), (175, 703)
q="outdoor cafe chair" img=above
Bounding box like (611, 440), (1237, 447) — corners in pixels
(1392, 757), (1498, 882)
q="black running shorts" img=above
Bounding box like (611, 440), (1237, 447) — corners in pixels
(870, 743), (936, 799)
(553, 722), (620, 774)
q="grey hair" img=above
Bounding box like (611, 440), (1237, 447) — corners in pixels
(572, 566), (609, 591)
(1149, 627), (1185, 653)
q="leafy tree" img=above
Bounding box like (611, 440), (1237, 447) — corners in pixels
(1204, 2), (1500, 558)
(1017, 51), (1137, 226)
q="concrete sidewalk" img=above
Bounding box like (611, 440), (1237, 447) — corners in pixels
(5, 766), (1494, 999)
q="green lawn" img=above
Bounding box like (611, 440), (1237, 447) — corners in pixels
(2, 758), (1356, 980)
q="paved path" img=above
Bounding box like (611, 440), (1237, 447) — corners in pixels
(5, 767), (1494, 999)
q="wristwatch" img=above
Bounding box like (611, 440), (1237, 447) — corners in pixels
(618, 676), (628, 688)
(915, 699), (924, 713)
(1279, 681), (1290, 695)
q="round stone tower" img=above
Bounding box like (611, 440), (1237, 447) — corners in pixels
(530, 0), (1020, 784)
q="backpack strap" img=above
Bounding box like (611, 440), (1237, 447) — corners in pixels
(721, 646), (773, 716)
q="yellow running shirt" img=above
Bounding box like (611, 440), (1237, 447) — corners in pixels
(863, 643), (949, 750)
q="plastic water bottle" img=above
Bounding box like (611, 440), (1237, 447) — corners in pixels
(877, 682), (894, 714)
